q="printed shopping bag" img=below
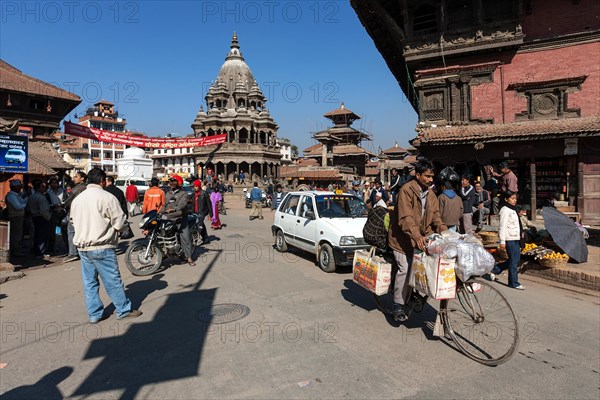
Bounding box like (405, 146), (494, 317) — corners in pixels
(425, 255), (456, 300)
(353, 247), (392, 295)
(410, 252), (456, 300)
(409, 251), (428, 295)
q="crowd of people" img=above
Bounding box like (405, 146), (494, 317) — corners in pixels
(343, 160), (525, 322)
(1, 159), (526, 325)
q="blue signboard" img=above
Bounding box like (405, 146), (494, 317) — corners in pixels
(0, 134), (28, 173)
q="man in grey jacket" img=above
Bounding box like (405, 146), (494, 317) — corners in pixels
(70, 168), (141, 323)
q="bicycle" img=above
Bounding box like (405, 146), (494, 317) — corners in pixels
(373, 269), (519, 366)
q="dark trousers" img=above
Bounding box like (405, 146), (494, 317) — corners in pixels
(48, 211), (68, 253)
(32, 216), (50, 256)
(179, 222), (193, 259)
(492, 240), (521, 288)
(197, 212), (208, 241)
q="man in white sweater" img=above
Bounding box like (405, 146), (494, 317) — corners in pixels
(70, 168), (142, 323)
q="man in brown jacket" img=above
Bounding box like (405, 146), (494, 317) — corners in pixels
(388, 159), (447, 321)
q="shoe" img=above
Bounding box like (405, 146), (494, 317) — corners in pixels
(117, 310), (142, 320)
(259, 216), (264, 220)
(187, 259), (196, 266)
(89, 314), (108, 324)
(392, 303), (408, 322)
(63, 255), (80, 263)
(513, 284), (525, 290)
(489, 273), (497, 282)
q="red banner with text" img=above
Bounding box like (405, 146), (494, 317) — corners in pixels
(64, 122), (226, 149)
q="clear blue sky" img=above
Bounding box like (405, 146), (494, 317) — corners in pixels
(1, 1), (418, 154)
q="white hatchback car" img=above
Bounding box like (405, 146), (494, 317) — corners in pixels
(272, 191), (370, 272)
(4, 148), (26, 164)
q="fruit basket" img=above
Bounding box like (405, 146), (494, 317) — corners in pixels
(487, 246), (508, 263)
(538, 252), (569, 268)
(478, 231), (499, 245)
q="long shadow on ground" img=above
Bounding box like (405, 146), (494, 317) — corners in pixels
(71, 250), (222, 399)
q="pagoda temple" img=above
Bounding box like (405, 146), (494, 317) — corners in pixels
(302, 102), (375, 176)
(190, 33), (281, 181)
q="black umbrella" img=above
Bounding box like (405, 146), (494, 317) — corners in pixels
(541, 207), (588, 263)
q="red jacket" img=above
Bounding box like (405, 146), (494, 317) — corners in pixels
(126, 184), (139, 202)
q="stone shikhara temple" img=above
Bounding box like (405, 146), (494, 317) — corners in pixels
(191, 33), (282, 181)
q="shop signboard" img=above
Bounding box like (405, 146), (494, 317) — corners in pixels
(0, 134), (28, 173)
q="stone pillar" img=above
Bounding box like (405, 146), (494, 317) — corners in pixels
(235, 130), (239, 143)
(261, 163), (265, 178)
(236, 163), (240, 175)
(322, 144), (327, 166)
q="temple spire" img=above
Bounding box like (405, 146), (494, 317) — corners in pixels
(231, 32), (239, 49)
(225, 32), (244, 61)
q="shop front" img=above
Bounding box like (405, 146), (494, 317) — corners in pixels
(412, 117), (600, 225)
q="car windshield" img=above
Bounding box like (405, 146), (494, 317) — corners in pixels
(315, 195), (367, 218)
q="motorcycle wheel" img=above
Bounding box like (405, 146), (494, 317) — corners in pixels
(125, 240), (163, 276)
(191, 229), (202, 247)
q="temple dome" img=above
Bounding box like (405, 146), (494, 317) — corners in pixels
(216, 33), (256, 96)
(122, 147), (146, 159)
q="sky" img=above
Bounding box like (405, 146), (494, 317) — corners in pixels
(0, 0), (418, 155)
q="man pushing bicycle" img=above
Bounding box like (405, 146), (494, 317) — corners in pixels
(388, 158), (447, 322)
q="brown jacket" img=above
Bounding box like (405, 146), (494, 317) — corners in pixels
(388, 180), (447, 255)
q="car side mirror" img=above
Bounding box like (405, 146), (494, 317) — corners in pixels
(305, 210), (315, 219)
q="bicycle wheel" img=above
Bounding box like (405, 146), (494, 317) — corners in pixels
(442, 278), (519, 366)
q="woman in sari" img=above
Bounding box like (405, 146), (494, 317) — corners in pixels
(210, 185), (222, 229)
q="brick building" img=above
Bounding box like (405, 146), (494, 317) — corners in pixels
(352, 0), (600, 224)
(0, 60), (79, 198)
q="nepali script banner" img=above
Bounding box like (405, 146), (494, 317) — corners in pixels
(64, 122), (226, 149)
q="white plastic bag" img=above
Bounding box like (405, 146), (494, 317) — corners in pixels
(455, 242), (495, 281)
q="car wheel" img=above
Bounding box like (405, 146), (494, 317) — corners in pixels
(318, 243), (336, 273)
(275, 229), (288, 252)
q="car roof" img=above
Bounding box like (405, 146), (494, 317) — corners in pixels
(286, 191), (350, 197)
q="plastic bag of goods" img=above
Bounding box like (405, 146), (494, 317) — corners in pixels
(427, 234), (458, 259)
(455, 242), (495, 281)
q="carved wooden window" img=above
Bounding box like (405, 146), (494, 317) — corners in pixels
(413, 4), (438, 36)
(422, 90), (448, 122)
(446, 0), (473, 31)
(508, 76), (587, 121)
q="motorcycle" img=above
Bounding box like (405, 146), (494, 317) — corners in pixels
(244, 189), (269, 208)
(125, 210), (202, 276)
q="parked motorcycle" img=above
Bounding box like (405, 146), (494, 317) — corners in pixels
(244, 189), (269, 208)
(125, 210), (202, 276)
